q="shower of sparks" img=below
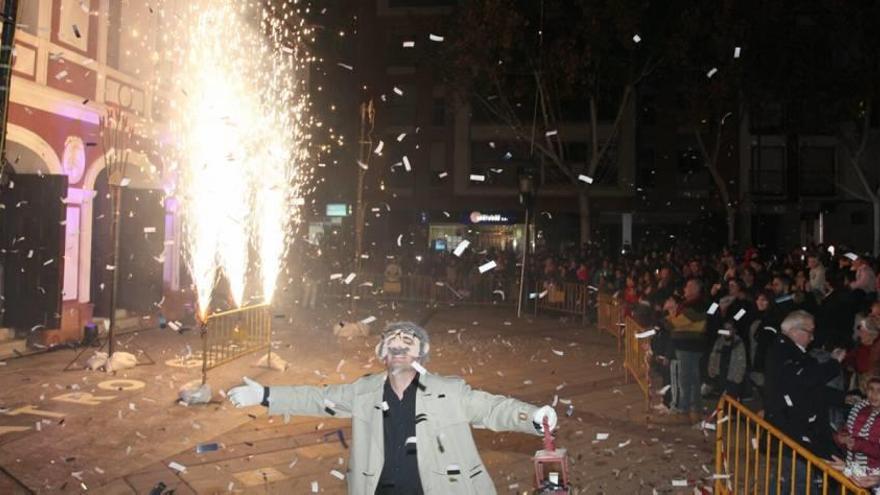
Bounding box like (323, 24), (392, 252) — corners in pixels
(160, 0), (311, 317)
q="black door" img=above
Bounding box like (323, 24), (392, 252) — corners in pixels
(0, 173), (67, 331)
(90, 174), (165, 316)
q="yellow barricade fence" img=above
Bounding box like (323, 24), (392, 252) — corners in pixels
(534, 281), (590, 323)
(201, 304), (271, 382)
(596, 292), (624, 349)
(715, 396), (869, 495)
(622, 315), (651, 411)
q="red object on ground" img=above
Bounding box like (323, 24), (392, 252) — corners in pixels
(533, 417), (570, 494)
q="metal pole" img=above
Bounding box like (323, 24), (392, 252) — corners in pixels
(353, 100), (373, 311)
(517, 206), (530, 318)
(108, 184), (122, 356)
(0, 0), (20, 179)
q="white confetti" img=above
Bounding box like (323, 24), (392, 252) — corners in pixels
(393, 86), (404, 96)
(402, 40), (415, 48)
(596, 433), (609, 440)
(734, 308), (746, 321)
(360, 316), (377, 325)
(707, 302), (719, 315)
(43, 259), (54, 266)
(453, 240), (470, 257)
(633, 34), (642, 43)
(411, 361), (427, 374)
(168, 461), (187, 473)
(337, 62), (353, 70)
(329, 273), (342, 280)
(438, 171), (448, 178)
(106, 264), (116, 271)
(396, 132), (406, 142)
(428, 33), (444, 42)
(311, 481), (319, 493)
(706, 67), (718, 78)
(578, 174), (593, 184)
(784, 394), (793, 407)
(119, 178), (131, 187)
(374, 140), (384, 155)
(672, 479), (688, 487)
(734, 46), (741, 58)
(717, 329), (731, 336)
(478, 260), (496, 273)
(635, 329), (656, 339)
(545, 129), (558, 137)
(658, 384), (671, 395)
(143, 227), (157, 233)
(343, 273), (357, 285)
(469, 174), (485, 182)
(55, 70), (69, 80)
(397, 234), (403, 247)
(402, 155), (411, 172)
(551, 349), (564, 356)
(330, 469), (345, 480)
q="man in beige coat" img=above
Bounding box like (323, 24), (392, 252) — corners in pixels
(228, 321), (557, 494)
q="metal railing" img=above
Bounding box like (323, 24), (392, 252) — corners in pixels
(201, 304), (271, 378)
(715, 396), (869, 495)
(596, 292), (624, 349)
(534, 281), (591, 323)
(622, 315), (651, 411)
(325, 272), (518, 306)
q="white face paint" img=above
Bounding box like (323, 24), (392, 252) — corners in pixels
(378, 330), (428, 373)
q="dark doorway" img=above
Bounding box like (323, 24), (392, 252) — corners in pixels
(90, 169), (165, 316)
(0, 173), (68, 332)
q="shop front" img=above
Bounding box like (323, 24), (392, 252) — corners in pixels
(428, 210), (526, 254)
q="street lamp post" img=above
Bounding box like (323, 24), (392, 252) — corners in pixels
(517, 170), (536, 318)
(100, 108), (131, 357)
(353, 100), (374, 311)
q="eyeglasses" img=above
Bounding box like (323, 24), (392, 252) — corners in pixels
(795, 327), (815, 336)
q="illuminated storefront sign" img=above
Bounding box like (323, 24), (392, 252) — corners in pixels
(468, 211), (513, 224)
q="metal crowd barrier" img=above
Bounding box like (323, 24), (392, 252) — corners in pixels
(534, 281), (590, 323)
(326, 272), (518, 306)
(622, 315), (651, 411)
(596, 292), (624, 350)
(715, 396), (869, 495)
(201, 304), (271, 382)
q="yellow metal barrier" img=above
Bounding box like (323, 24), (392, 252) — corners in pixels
(597, 292), (623, 349)
(715, 396), (869, 495)
(622, 315), (651, 411)
(201, 304), (271, 380)
(535, 281), (590, 322)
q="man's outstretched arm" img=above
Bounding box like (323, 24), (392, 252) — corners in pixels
(459, 381), (554, 435)
(227, 376), (356, 418)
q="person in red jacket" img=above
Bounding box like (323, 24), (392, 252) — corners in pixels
(832, 376), (880, 488)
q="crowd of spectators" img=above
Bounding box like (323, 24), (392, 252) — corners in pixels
(535, 242), (880, 489)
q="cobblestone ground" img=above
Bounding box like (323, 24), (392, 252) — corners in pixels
(0, 301), (714, 494)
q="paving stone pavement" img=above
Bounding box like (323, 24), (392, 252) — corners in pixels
(0, 302), (715, 494)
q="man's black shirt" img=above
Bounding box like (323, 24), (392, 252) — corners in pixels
(376, 373), (423, 495)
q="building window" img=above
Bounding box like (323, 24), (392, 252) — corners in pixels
(677, 148), (710, 193)
(751, 145), (786, 196)
(432, 96), (445, 126)
(799, 146), (835, 196)
(470, 140), (526, 188)
(429, 142), (447, 186)
(386, 32), (418, 67)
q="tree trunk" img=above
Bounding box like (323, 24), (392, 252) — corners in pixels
(578, 190), (591, 246)
(874, 199), (880, 257)
(726, 206), (737, 248)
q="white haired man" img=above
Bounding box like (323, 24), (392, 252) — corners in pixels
(764, 310), (848, 493)
(228, 321), (557, 494)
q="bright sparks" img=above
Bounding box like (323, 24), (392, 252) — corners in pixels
(163, 0), (310, 317)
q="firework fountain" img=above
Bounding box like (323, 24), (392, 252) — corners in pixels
(160, 0), (311, 319)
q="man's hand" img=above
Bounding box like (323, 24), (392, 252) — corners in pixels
(227, 377), (264, 408)
(533, 405), (558, 434)
(831, 348), (846, 363)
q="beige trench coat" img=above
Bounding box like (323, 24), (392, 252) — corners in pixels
(268, 372), (540, 494)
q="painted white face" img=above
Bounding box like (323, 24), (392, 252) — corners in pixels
(380, 330), (422, 360)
